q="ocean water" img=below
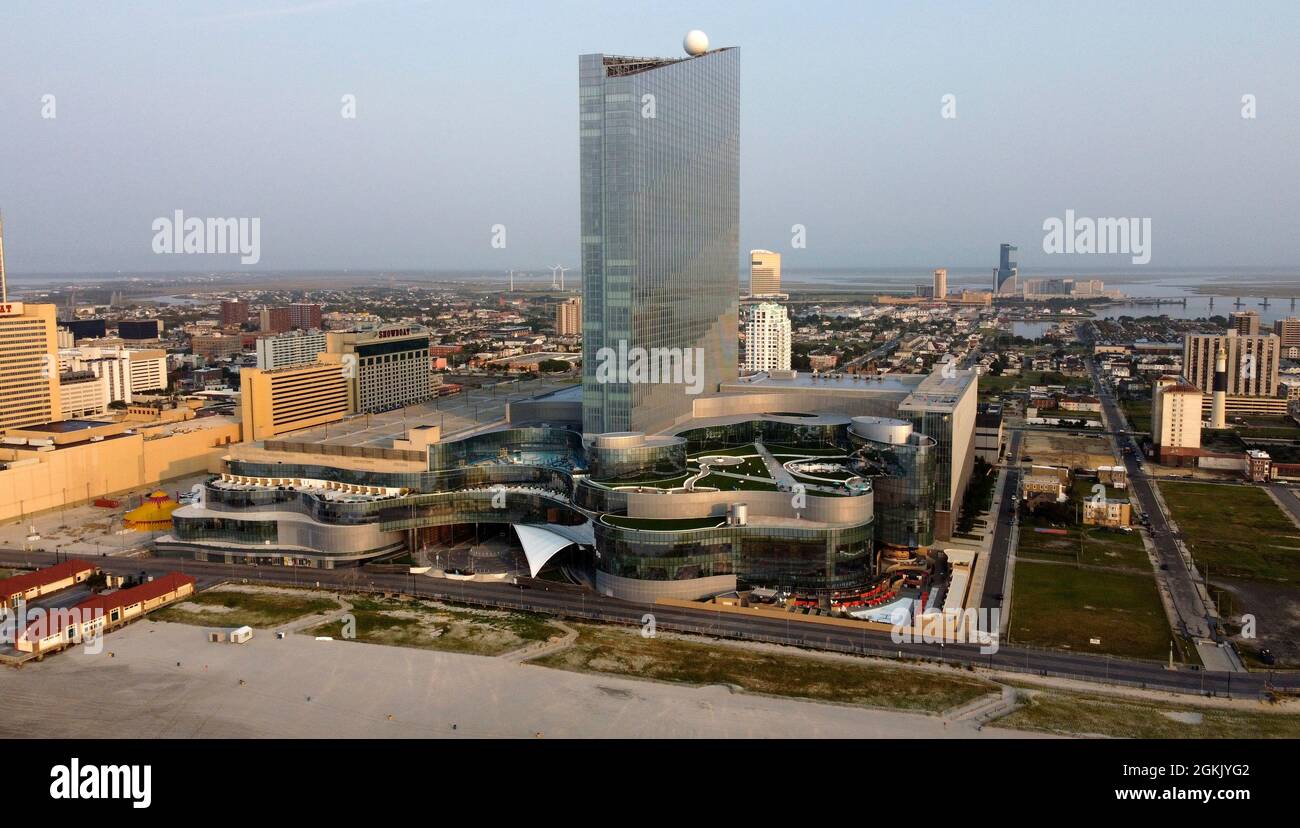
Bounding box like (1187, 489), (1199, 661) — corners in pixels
(781, 267), (1300, 326)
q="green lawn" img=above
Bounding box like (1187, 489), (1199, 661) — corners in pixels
(730, 456), (772, 477)
(1016, 479), (1147, 570)
(765, 444), (847, 457)
(1233, 416), (1300, 440)
(979, 370), (1082, 398)
(1068, 476), (1128, 501)
(691, 473), (780, 492)
(1120, 398), (1151, 433)
(533, 624), (996, 713)
(688, 443), (759, 458)
(1018, 523), (1150, 570)
(1009, 561), (1172, 660)
(1159, 481), (1300, 582)
(599, 473), (691, 489)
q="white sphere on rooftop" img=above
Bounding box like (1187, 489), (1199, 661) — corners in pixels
(683, 30), (709, 56)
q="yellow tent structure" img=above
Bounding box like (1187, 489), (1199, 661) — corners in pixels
(123, 490), (181, 531)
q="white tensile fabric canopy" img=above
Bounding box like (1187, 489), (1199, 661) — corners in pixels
(513, 524), (579, 578)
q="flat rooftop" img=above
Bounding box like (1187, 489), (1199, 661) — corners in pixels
(898, 370), (978, 413)
(17, 419), (113, 434)
(281, 377), (579, 448)
(722, 371), (923, 395)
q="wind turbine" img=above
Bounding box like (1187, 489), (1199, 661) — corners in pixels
(507, 270), (515, 291)
(551, 265), (570, 291)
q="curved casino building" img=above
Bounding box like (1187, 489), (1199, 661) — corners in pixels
(158, 413), (887, 602)
(157, 366), (968, 604)
(573, 418), (876, 601)
(158, 427), (589, 569)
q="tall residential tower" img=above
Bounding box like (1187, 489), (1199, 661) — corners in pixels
(932, 268), (948, 300)
(743, 302), (791, 373)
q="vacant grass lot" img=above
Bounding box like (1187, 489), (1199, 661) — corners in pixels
(979, 370), (1078, 398)
(1068, 476), (1129, 502)
(152, 589), (341, 628)
(1018, 479), (1148, 570)
(1159, 481), (1300, 582)
(1018, 523), (1150, 570)
(1120, 397), (1152, 434)
(1233, 416), (1300, 440)
(1009, 561), (1170, 660)
(306, 596), (560, 656)
(1000, 687), (1300, 738)
(533, 623), (996, 713)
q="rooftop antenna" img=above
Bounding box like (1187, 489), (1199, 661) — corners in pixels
(0, 209), (7, 303)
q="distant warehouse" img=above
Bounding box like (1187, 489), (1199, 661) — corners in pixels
(17, 572), (196, 654)
(0, 559), (98, 611)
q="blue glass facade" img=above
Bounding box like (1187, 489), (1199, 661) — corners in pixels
(580, 49), (740, 435)
(594, 518), (874, 595)
(587, 437), (686, 482)
(850, 432), (937, 549)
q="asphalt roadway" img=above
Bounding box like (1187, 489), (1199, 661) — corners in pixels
(1089, 358), (1218, 644)
(979, 429), (1022, 622)
(1, 548), (1291, 700)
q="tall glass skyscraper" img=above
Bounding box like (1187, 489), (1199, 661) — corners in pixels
(994, 242), (1018, 294)
(579, 48), (740, 435)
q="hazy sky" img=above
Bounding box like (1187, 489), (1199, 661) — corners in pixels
(1, 0), (1297, 274)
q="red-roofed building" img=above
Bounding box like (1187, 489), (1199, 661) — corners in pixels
(0, 560), (99, 610)
(17, 572), (196, 654)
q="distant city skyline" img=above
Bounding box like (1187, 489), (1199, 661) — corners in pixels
(1, 0), (1298, 273)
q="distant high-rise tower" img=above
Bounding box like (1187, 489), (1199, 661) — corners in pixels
(221, 299), (249, 327)
(556, 297), (582, 336)
(1274, 316), (1300, 348)
(749, 250), (781, 297)
(287, 303), (322, 330)
(994, 243), (1018, 294)
(1229, 310), (1260, 336)
(932, 268), (948, 300)
(0, 215), (62, 430)
(1184, 332), (1280, 398)
(0, 210), (8, 304)
(743, 302), (791, 373)
(580, 44), (739, 434)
